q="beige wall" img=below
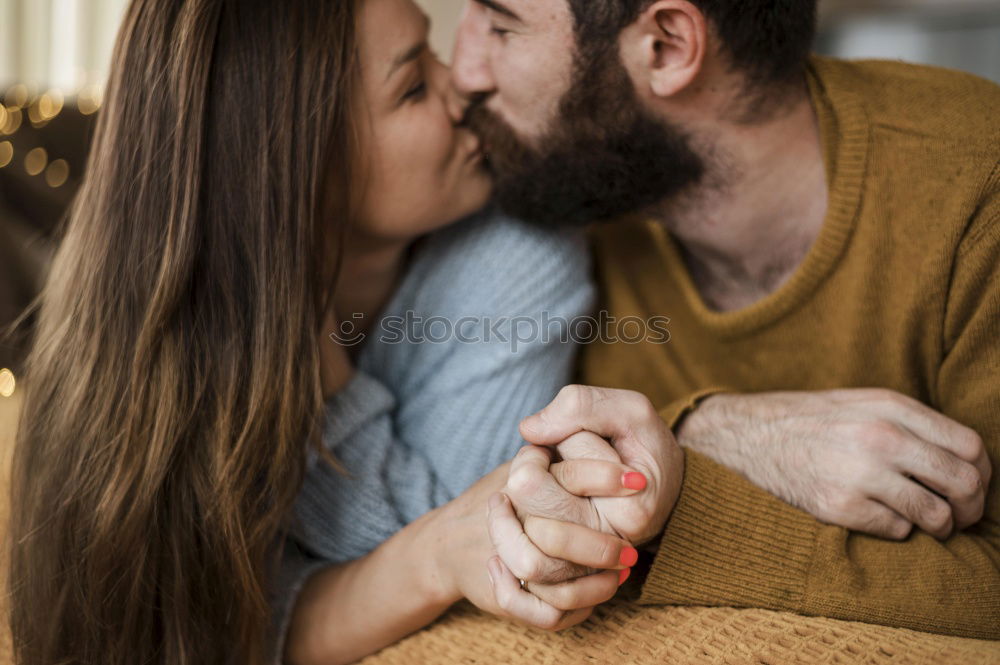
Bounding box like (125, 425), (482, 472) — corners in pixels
(414, 0), (464, 61)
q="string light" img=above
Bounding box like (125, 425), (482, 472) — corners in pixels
(46, 159), (70, 188)
(77, 84), (103, 115)
(39, 90), (64, 119)
(28, 103), (48, 128)
(0, 141), (12, 168)
(4, 84), (28, 108)
(0, 369), (15, 398)
(25, 147), (48, 176)
(0, 107), (22, 135)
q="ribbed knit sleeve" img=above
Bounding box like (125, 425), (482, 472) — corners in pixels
(267, 212), (595, 663)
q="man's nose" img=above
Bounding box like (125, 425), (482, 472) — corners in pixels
(451, 2), (496, 99)
(444, 75), (468, 126)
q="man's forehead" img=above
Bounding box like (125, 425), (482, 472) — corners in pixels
(474, 0), (569, 27)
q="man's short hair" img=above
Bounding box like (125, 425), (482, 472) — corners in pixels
(566, 0), (818, 89)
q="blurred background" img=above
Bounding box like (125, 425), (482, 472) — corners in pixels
(1, 0), (999, 375)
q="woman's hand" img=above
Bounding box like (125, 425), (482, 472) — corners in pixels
(427, 459), (639, 632)
(489, 385), (685, 602)
(481, 444), (652, 626)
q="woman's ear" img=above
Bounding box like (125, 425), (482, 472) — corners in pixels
(619, 0), (707, 99)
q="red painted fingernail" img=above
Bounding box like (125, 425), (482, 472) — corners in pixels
(622, 472), (647, 491)
(619, 568), (631, 586)
(619, 546), (639, 567)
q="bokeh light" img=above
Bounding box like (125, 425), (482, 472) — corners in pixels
(46, 159), (70, 188)
(1, 107), (22, 135)
(25, 147), (48, 176)
(0, 369), (15, 398)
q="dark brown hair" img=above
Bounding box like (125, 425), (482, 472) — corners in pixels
(7, 0), (357, 663)
(567, 0), (818, 88)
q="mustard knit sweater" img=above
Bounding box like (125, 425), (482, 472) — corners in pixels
(581, 57), (1000, 639)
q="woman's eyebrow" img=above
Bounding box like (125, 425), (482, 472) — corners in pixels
(385, 13), (432, 83)
(386, 41), (425, 82)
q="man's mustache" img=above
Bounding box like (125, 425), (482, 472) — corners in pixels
(458, 92), (491, 129)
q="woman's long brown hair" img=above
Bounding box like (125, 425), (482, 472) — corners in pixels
(8, 1), (356, 663)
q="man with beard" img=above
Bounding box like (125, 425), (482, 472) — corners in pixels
(455, 0), (999, 639)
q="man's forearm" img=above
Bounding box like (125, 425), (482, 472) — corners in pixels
(674, 393), (756, 468)
(640, 449), (1000, 639)
(671, 394), (804, 511)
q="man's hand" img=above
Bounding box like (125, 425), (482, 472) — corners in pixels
(486, 386), (683, 613)
(518, 385), (685, 547)
(677, 389), (991, 540)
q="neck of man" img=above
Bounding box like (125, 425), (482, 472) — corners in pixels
(656, 84), (829, 313)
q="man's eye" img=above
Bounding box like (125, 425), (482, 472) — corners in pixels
(403, 81), (427, 102)
(489, 26), (510, 38)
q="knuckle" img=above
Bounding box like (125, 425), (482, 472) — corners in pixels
(537, 612), (564, 632)
(623, 390), (657, 421)
(547, 586), (578, 612)
(862, 508), (912, 540)
(522, 555), (549, 583)
(874, 388), (907, 408)
(507, 466), (540, 497)
(953, 465), (982, 501)
(593, 537), (617, 568)
(509, 549), (543, 582)
(924, 503), (952, 533)
(619, 504), (654, 539)
(888, 519), (913, 541)
(558, 384), (591, 416)
(863, 421), (907, 456)
(823, 493), (856, 520)
(554, 461), (580, 488)
(835, 498), (865, 525)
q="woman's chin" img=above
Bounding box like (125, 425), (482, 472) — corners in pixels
(438, 175), (495, 228)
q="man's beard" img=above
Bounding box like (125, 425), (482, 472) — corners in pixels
(466, 44), (705, 227)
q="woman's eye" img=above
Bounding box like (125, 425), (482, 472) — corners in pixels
(403, 81), (427, 102)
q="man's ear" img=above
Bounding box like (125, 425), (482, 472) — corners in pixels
(619, 0), (707, 99)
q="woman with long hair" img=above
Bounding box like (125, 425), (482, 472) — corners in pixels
(7, 0), (642, 663)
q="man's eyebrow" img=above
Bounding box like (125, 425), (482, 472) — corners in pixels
(472, 0), (522, 22)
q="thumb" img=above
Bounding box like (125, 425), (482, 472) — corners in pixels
(520, 385), (638, 445)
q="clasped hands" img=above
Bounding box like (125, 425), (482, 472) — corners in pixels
(478, 385), (990, 632)
(483, 385), (684, 631)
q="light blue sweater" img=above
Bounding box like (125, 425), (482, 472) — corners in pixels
(269, 211), (595, 660)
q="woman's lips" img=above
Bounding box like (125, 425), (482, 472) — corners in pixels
(465, 135), (483, 163)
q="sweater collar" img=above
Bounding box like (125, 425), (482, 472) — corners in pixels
(645, 56), (871, 337)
